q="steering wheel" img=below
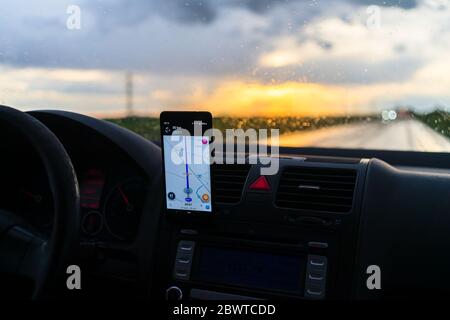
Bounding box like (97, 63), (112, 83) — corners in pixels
(0, 106), (80, 299)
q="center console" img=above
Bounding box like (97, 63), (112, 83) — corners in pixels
(153, 157), (368, 300)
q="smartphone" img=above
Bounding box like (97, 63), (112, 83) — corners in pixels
(160, 111), (213, 215)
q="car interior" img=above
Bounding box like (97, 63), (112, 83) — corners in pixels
(1, 106), (449, 301)
(1, 0), (450, 307)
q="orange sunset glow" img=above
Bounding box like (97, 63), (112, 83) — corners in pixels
(186, 81), (365, 117)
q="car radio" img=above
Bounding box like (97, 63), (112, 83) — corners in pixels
(154, 157), (367, 301)
(171, 240), (328, 300)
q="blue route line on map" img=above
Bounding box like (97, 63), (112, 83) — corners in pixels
(184, 136), (190, 193)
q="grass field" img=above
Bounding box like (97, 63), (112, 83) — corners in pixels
(414, 110), (450, 139)
(106, 114), (380, 141)
(106, 110), (450, 143)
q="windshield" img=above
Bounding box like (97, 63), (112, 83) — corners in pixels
(1, 0), (449, 152)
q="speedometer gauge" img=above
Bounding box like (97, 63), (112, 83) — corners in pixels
(104, 179), (147, 241)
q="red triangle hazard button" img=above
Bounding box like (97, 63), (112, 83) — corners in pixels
(249, 176), (271, 191)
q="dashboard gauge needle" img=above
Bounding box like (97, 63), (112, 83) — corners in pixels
(118, 185), (133, 211)
(118, 186), (129, 205)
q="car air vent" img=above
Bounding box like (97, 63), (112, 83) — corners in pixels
(275, 167), (357, 213)
(213, 164), (251, 204)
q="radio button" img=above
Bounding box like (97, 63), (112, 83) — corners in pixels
(180, 229), (198, 235)
(174, 268), (190, 280)
(305, 255), (327, 299)
(177, 257), (191, 264)
(179, 244), (194, 252)
(174, 241), (195, 280)
(305, 281), (325, 299)
(308, 241), (329, 249)
(306, 288), (323, 297)
(309, 255), (327, 269)
(308, 273), (324, 281)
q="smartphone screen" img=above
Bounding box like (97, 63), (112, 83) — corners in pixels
(160, 111), (213, 214)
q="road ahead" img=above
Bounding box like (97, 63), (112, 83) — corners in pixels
(279, 119), (450, 152)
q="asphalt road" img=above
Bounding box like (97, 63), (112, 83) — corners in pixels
(279, 119), (450, 152)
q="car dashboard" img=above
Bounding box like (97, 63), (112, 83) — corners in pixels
(7, 110), (448, 300)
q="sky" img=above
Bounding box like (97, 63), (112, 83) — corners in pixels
(0, 0), (449, 117)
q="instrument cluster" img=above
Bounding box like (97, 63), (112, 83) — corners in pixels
(79, 168), (148, 242)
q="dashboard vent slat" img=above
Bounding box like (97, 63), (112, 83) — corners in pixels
(213, 164), (251, 204)
(275, 167), (357, 213)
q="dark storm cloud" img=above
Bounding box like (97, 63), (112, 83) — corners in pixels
(0, 0), (422, 80)
(239, 0), (417, 13)
(138, 0), (218, 24)
(89, 0), (418, 29)
(239, 0), (419, 13)
(349, 0), (418, 9)
(239, 0), (293, 13)
(88, 0), (218, 29)
(90, 0), (298, 29)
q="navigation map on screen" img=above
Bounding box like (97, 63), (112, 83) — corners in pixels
(163, 134), (212, 213)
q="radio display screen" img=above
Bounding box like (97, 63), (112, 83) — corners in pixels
(191, 246), (306, 294)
